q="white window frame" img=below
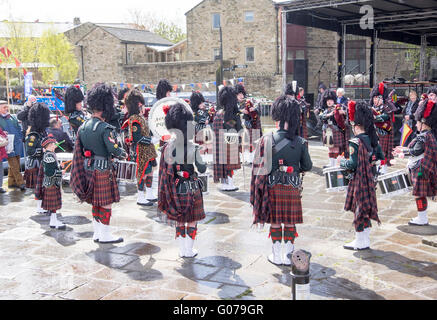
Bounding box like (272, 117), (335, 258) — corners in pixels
(212, 13), (221, 30)
(245, 11), (254, 22)
(246, 47), (255, 63)
(213, 48), (221, 61)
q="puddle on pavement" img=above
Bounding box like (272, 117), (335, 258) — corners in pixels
(87, 242), (163, 282)
(200, 212), (230, 225)
(30, 214), (92, 246)
(397, 224), (437, 236)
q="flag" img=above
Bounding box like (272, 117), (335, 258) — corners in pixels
(23, 68), (27, 76)
(173, 85), (178, 91)
(230, 79), (235, 86)
(400, 122), (413, 147)
(14, 57), (21, 67)
(181, 84), (186, 90)
(205, 82), (209, 89)
(197, 83), (202, 89)
(190, 83), (195, 88)
(0, 47), (11, 58)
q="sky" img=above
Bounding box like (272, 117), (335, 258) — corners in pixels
(0, 0), (204, 29)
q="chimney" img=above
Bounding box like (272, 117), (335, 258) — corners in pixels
(73, 17), (81, 26)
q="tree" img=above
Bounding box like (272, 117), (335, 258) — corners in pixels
(153, 22), (186, 44)
(38, 29), (78, 84)
(128, 9), (186, 44)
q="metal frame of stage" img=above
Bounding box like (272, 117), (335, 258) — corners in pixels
(277, 0), (437, 90)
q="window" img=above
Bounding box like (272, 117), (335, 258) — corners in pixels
(405, 51), (411, 61)
(246, 47), (255, 62)
(213, 48), (221, 61)
(212, 13), (221, 29)
(295, 49), (305, 60)
(345, 40), (366, 74)
(245, 11), (254, 22)
(287, 50), (294, 61)
(127, 52), (133, 64)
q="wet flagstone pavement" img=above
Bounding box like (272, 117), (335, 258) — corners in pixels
(0, 141), (436, 300)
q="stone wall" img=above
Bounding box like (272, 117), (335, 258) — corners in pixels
(186, 0), (281, 75)
(123, 60), (220, 87)
(76, 27), (125, 85)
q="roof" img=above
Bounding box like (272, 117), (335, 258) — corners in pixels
(100, 26), (173, 46)
(277, 0), (437, 46)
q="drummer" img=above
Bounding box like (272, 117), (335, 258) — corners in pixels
(123, 89), (158, 207)
(158, 103), (206, 258)
(70, 83), (127, 244)
(338, 101), (383, 251)
(212, 86), (243, 192)
(393, 87), (437, 226)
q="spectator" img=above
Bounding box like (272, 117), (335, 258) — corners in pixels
(0, 100), (25, 191)
(46, 117), (74, 153)
(316, 83), (327, 112)
(403, 90), (419, 146)
(0, 126), (7, 193)
(17, 95), (37, 140)
(336, 88), (348, 107)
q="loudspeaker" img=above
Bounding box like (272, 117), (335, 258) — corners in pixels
(293, 60), (308, 93)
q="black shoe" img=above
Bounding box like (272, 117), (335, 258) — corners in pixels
(0, 188), (6, 194)
(19, 184), (26, 191)
(146, 198), (158, 203)
(137, 201), (154, 207)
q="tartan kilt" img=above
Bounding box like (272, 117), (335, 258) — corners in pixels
(410, 166), (436, 198)
(378, 131), (394, 163)
(41, 186), (62, 211)
(266, 185), (303, 225)
(85, 168), (120, 207)
(163, 188), (206, 224)
(24, 167), (39, 189)
(213, 143), (241, 182)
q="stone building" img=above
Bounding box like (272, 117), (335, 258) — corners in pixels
(184, 0), (420, 101)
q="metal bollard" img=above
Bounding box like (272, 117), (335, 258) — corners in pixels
(291, 249), (312, 300)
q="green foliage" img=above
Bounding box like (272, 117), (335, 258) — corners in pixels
(38, 29), (78, 84)
(153, 22), (186, 44)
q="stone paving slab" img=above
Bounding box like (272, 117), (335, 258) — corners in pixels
(0, 142), (436, 300)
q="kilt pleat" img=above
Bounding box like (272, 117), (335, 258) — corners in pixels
(267, 185), (303, 225)
(42, 186), (62, 211)
(163, 188), (206, 224)
(86, 169), (120, 207)
(378, 131), (394, 164)
(411, 166), (435, 197)
(24, 167), (39, 189)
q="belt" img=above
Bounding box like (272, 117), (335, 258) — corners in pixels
(268, 170), (301, 188)
(408, 154), (424, 170)
(176, 178), (203, 194)
(84, 156), (110, 171)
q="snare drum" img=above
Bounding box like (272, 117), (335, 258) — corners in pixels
(323, 167), (350, 192)
(114, 160), (137, 184)
(377, 169), (412, 198)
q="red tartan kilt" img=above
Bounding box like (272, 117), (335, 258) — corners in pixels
(378, 131), (394, 162)
(165, 189), (206, 223)
(411, 167), (436, 197)
(266, 185), (303, 225)
(86, 169), (120, 206)
(42, 186), (62, 211)
(24, 168), (39, 189)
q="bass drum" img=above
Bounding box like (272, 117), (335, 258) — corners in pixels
(148, 97), (194, 142)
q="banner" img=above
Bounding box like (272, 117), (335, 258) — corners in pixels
(24, 72), (33, 98)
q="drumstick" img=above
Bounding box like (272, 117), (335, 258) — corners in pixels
(62, 161), (72, 173)
(55, 141), (66, 152)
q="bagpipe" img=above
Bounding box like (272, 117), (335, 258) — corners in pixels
(372, 106), (393, 132)
(320, 104), (347, 131)
(240, 99), (259, 129)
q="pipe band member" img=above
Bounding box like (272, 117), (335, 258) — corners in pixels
(320, 89), (348, 168)
(394, 86), (437, 226)
(213, 86), (243, 192)
(251, 95), (312, 266)
(122, 88), (158, 207)
(25, 102), (50, 213)
(158, 103), (207, 258)
(370, 82), (398, 174)
(70, 83), (127, 245)
(65, 85), (86, 136)
(35, 136), (65, 229)
(339, 101), (383, 251)
(236, 84), (262, 164)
